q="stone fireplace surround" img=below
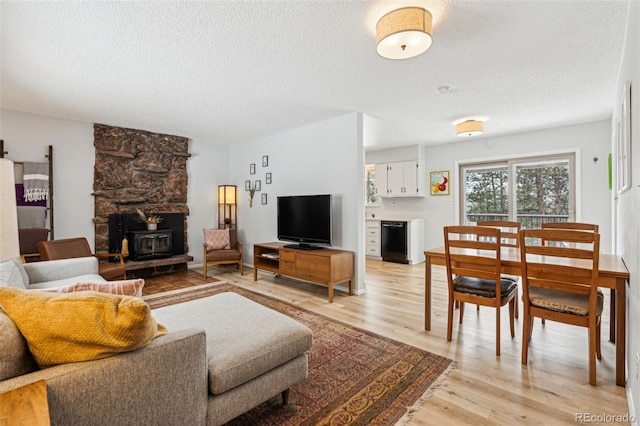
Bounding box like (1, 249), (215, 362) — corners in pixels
(92, 124), (191, 271)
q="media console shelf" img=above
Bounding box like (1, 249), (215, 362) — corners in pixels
(253, 242), (354, 303)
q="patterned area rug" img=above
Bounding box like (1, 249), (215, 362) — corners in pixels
(144, 282), (455, 426)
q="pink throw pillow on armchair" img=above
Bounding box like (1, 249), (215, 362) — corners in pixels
(204, 228), (230, 250)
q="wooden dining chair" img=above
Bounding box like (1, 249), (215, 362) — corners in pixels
(541, 221), (599, 232)
(540, 222), (600, 325)
(444, 226), (518, 356)
(477, 220), (521, 247)
(541, 222), (599, 246)
(476, 220), (521, 318)
(519, 228), (602, 385)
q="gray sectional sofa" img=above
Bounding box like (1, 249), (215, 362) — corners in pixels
(0, 256), (106, 290)
(0, 257), (313, 425)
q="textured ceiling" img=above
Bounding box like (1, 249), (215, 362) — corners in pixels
(0, 1), (629, 150)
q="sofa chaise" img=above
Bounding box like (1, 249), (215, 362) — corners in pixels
(0, 257), (313, 425)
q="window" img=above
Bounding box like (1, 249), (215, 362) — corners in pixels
(365, 164), (380, 205)
(460, 153), (575, 229)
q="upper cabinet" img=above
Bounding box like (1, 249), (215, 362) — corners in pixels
(374, 163), (388, 196)
(375, 160), (425, 197)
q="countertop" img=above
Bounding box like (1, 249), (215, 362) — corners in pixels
(366, 218), (424, 222)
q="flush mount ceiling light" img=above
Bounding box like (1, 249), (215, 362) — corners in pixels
(456, 120), (484, 137)
(376, 7), (433, 60)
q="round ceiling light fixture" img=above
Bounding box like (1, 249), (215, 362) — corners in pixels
(376, 7), (433, 60)
(456, 120), (484, 137)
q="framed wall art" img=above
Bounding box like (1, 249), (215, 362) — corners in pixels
(255, 180), (261, 191)
(262, 155), (269, 167)
(617, 81), (632, 193)
(245, 180), (251, 191)
(250, 163), (256, 175)
(261, 193), (267, 205)
(266, 172), (272, 184)
(430, 170), (450, 195)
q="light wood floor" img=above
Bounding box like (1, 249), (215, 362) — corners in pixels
(144, 259), (630, 425)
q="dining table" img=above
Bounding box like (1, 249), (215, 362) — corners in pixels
(423, 246), (630, 387)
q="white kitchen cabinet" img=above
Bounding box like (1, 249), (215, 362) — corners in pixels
(365, 220), (381, 258)
(373, 164), (388, 198)
(375, 160), (425, 197)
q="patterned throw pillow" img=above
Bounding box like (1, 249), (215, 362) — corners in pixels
(0, 287), (168, 368)
(44, 279), (145, 297)
(204, 228), (230, 250)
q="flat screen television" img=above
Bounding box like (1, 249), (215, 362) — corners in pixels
(277, 194), (332, 250)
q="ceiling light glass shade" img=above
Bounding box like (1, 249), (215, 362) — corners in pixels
(376, 7), (433, 60)
(456, 120), (484, 137)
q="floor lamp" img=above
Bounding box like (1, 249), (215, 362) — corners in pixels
(0, 158), (20, 261)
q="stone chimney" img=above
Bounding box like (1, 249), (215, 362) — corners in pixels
(92, 123), (190, 253)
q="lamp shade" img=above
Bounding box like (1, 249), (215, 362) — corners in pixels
(0, 159), (20, 261)
(376, 7), (433, 60)
(456, 120), (484, 137)
(218, 185), (236, 204)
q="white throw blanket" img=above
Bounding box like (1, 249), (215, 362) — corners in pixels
(23, 162), (49, 202)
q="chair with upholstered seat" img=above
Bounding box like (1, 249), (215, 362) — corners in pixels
(540, 222), (600, 325)
(203, 227), (243, 278)
(476, 220), (521, 318)
(38, 237), (126, 281)
(444, 225), (517, 356)
(541, 222), (599, 247)
(18, 228), (50, 263)
(519, 228), (602, 385)
(541, 221), (599, 232)
(476, 220), (520, 247)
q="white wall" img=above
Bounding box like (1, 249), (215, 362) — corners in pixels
(0, 109), (95, 246)
(0, 109), (230, 262)
(366, 120), (613, 254)
(186, 140), (230, 265)
(229, 112), (366, 294)
(612, 0), (639, 418)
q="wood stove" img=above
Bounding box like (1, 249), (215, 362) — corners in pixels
(108, 213), (185, 259)
(128, 230), (173, 260)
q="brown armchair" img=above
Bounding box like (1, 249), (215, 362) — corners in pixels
(38, 237), (127, 281)
(203, 228), (243, 278)
(18, 228), (50, 263)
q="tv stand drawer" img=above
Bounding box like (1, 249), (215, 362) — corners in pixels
(295, 253), (330, 277)
(280, 260), (296, 274)
(280, 250), (296, 262)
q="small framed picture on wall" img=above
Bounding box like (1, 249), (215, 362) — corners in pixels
(250, 163), (256, 175)
(255, 180), (261, 191)
(261, 193), (268, 205)
(262, 155), (269, 167)
(266, 172), (272, 184)
(245, 180), (251, 191)
(430, 170), (450, 195)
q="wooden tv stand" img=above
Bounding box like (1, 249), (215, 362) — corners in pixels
(253, 242), (354, 303)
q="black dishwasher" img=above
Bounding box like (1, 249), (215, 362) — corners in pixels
(381, 221), (408, 264)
